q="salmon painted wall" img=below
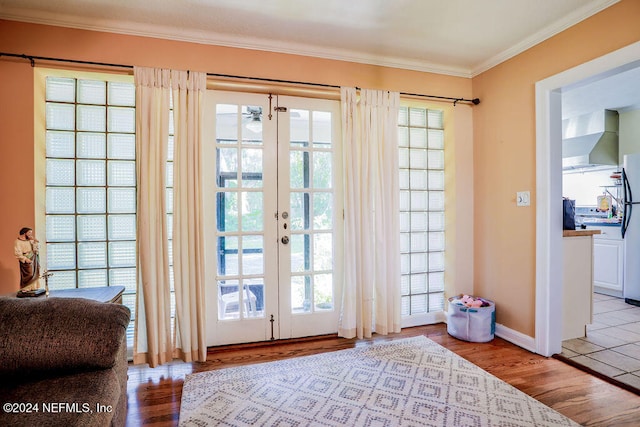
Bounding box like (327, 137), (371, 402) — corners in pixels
(0, 20), (474, 295)
(472, 0), (640, 336)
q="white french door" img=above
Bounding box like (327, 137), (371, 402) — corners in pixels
(203, 91), (343, 346)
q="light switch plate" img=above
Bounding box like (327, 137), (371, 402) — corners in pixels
(517, 191), (530, 207)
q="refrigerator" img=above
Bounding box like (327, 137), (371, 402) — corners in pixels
(623, 153), (640, 305)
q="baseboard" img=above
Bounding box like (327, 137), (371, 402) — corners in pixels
(495, 323), (536, 353)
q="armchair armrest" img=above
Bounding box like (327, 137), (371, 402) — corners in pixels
(0, 297), (130, 378)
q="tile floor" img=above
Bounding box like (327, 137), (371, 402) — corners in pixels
(561, 292), (640, 390)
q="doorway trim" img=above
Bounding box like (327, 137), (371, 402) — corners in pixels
(535, 40), (640, 356)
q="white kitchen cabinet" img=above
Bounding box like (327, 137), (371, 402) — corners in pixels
(592, 226), (624, 297)
(563, 235), (594, 341)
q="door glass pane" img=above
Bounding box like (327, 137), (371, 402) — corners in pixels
(290, 151), (308, 188)
(215, 101), (266, 321)
(290, 234), (307, 272)
(313, 233), (332, 271)
(289, 106), (336, 316)
(216, 104), (238, 143)
(218, 236), (238, 276)
(313, 152), (332, 188)
(217, 192), (238, 232)
(241, 192), (263, 232)
(242, 235), (263, 275)
(312, 111), (332, 148)
(290, 109), (309, 146)
(242, 148), (263, 188)
(291, 275), (311, 313)
(313, 193), (332, 230)
(314, 273), (333, 310)
(242, 105), (263, 144)
(290, 192), (309, 231)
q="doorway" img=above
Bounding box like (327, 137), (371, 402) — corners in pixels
(535, 41), (640, 356)
(203, 91), (344, 346)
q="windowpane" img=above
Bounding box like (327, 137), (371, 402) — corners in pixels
(77, 188), (106, 213)
(108, 82), (135, 106)
(108, 188), (136, 213)
(109, 241), (136, 268)
(400, 106), (445, 317)
(47, 243), (77, 269)
(108, 161), (136, 186)
(109, 268), (137, 293)
(46, 103), (75, 130)
(46, 77), (75, 102)
(109, 215), (136, 240)
(46, 159), (75, 186)
(46, 131), (75, 158)
(409, 108), (427, 127)
(108, 134), (136, 159)
(77, 160), (106, 186)
(77, 105), (106, 132)
(108, 107), (135, 133)
(46, 215), (75, 242)
(78, 269), (108, 287)
(78, 242), (107, 269)
(46, 187), (75, 214)
(77, 215), (107, 241)
(77, 133), (106, 158)
(77, 79), (106, 104)
(45, 74), (136, 356)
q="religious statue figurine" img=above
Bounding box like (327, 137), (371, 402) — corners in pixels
(14, 227), (40, 291)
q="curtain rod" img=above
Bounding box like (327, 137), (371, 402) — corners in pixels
(1, 52), (481, 106)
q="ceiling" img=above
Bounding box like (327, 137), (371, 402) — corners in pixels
(0, 0), (620, 77)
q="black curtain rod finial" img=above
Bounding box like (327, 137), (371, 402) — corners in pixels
(472, 98), (480, 105)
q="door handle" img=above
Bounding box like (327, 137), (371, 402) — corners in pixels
(281, 236), (289, 245)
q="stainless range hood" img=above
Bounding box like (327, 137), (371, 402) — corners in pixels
(562, 109), (619, 170)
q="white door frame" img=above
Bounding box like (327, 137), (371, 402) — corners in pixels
(535, 41), (640, 356)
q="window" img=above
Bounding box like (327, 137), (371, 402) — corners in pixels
(398, 106), (445, 318)
(43, 74), (137, 347)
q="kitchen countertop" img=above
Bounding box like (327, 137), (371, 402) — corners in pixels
(563, 229), (602, 237)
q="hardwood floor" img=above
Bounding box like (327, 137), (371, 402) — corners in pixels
(126, 323), (640, 426)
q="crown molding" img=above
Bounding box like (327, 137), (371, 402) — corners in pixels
(471, 0), (620, 76)
(0, 13), (473, 78)
(1, 0), (619, 80)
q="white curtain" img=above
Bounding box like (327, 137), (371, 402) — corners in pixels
(133, 67), (208, 367)
(133, 67), (173, 367)
(339, 87), (402, 339)
(171, 70), (207, 362)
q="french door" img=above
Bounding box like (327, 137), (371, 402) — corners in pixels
(203, 91), (343, 346)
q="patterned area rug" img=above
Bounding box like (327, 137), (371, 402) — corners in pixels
(179, 336), (579, 426)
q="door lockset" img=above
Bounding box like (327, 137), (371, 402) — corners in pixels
(281, 236), (289, 244)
